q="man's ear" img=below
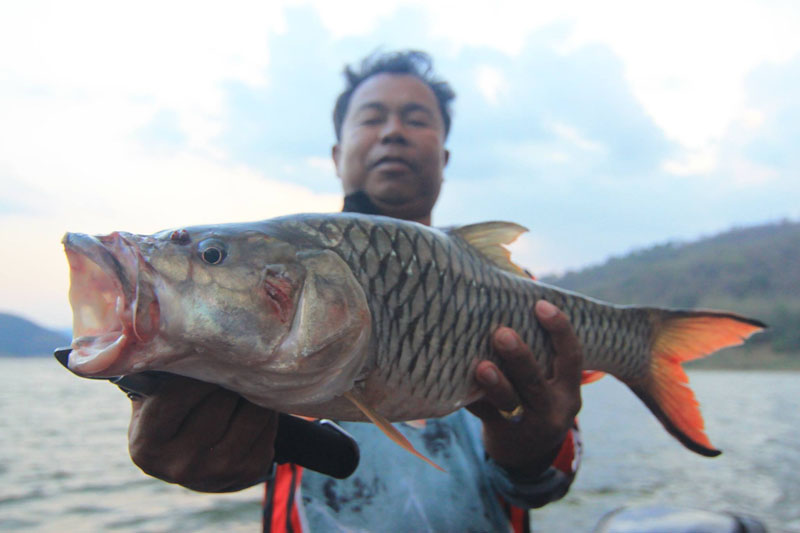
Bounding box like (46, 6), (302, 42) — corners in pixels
(444, 148), (450, 167)
(332, 144), (341, 177)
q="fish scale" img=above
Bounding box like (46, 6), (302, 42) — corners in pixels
(300, 216), (661, 404)
(313, 216), (548, 410)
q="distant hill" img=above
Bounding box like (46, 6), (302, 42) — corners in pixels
(0, 313), (71, 357)
(542, 219), (800, 369)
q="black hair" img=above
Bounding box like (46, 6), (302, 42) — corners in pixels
(332, 50), (456, 141)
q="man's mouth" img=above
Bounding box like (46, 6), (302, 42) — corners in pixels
(372, 156), (415, 172)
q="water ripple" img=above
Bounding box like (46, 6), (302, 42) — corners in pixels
(2, 359), (798, 532)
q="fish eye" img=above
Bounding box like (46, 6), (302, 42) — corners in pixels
(198, 239), (227, 265)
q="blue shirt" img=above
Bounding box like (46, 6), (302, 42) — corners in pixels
(297, 410), (575, 532)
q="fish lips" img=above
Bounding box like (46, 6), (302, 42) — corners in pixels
(62, 232), (160, 376)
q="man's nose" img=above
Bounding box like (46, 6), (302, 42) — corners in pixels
(380, 114), (408, 144)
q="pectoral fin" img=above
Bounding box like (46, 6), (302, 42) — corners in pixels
(343, 391), (444, 472)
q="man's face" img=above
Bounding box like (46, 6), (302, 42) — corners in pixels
(333, 73), (449, 223)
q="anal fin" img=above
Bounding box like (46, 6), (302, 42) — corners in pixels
(343, 392), (445, 472)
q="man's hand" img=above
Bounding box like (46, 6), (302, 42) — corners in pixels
(128, 374), (278, 493)
(467, 300), (583, 476)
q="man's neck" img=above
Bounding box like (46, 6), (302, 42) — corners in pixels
(342, 191), (432, 226)
(411, 214), (432, 226)
(342, 190), (382, 215)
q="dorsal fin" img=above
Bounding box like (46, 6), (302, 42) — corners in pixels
(343, 392), (445, 472)
(449, 222), (528, 277)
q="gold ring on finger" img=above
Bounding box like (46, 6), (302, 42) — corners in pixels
(498, 404), (524, 422)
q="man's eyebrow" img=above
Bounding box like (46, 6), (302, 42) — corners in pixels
(353, 102), (387, 113)
(401, 102), (435, 116)
(352, 101), (435, 116)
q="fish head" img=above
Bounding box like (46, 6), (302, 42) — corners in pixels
(62, 224), (309, 378)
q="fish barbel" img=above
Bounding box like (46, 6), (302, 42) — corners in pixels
(62, 213), (764, 460)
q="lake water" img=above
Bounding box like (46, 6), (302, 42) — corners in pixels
(1, 358), (798, 532)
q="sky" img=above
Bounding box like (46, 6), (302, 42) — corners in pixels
(1, 0), (799, 330)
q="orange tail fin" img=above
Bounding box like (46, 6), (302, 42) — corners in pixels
(628, 310), (765, 457)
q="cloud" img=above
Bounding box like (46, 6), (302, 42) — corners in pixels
(559, 0), (800, 150)
(474, 65), (509, 106)
(0, 2), (288, 155)
(440, 37), (675, 186)
(136, 111), (188, 154)
(217, 7), (344, 191)
(740, 55), (800, 171)
(662, 149), (718, 177)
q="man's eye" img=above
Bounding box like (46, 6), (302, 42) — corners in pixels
(406, 114), (431, 127)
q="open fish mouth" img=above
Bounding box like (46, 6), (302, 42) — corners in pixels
(62, 232), (159, 376)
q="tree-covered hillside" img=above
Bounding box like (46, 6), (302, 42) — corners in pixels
(542, 219), (800, 368)
(0, 313), (70, 357)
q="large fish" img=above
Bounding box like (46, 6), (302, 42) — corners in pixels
(63, 213), (764, 462)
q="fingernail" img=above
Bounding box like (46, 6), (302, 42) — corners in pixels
(481, 367), (500, 386)
(537, 300), (558, 318)
(495, 328), (518, 351)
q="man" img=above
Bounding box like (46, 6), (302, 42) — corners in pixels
(128, 51), (584, 532)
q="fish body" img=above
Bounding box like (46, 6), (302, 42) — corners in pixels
(63, 213), (764, 457)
